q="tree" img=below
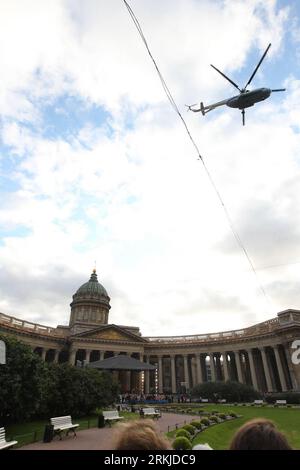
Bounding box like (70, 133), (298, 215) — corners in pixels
(0, 333), (120, 424)
(42, 364), (119, 417)
(0, 334), (48, 424)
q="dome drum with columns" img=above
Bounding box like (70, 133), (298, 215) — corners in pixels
(1, 269), (300, 395)
(69, 269), (111, 333)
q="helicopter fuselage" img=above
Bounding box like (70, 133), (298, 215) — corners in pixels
(227, 87), (271, 109)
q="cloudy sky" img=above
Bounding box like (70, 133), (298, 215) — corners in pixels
(1, 0), (300, 337)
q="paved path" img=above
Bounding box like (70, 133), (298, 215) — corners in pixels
(20, 413), (199, 450)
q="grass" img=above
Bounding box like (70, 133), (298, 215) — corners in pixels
(5, 411), (137, 448)
(184, 404), (300, 450)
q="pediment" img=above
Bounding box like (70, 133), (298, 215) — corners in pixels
(73, 324), (147, 343)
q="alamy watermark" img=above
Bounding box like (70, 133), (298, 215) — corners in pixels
(291, 340), (300, 365)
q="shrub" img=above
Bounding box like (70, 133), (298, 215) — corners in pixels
(182, 424), (196, 435)
(211, 410), (219, 415)
(191, 380), (262, 403)
(190, 421), (202, 429)
(219, 413), (226, 420)
(209, 415), (219, 423)
(172, 436), (192, 450)
(200, 417), (210, 426)
(229, 411), (237, 418)
(176, 429), (192, 440)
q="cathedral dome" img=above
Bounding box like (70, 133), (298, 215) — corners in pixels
(74, 269), (109, 299)
(69, 269), (111, 331)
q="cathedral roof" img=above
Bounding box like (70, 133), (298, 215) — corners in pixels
(73, 269), (110, 300)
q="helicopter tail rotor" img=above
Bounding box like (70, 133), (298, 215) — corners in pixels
(185, 103), (197, 111)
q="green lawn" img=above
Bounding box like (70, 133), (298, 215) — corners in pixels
(185, 405), (300, 450)
(5, 411), (136, 448)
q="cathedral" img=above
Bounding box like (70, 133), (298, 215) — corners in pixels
(1, 269), (300, 393)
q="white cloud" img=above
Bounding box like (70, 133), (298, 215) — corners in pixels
(0, 0), (299, 336)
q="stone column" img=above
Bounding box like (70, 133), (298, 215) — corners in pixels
(183, 354), (190, 390)
(234, 351), (243, 383)
(273, 345), (288, 392)
(190, 357), (197, 387)
(41, 348), (47, 361)
(144, 355), (150, 394)
(284, 343), (298, 390)
(222, 352), (229, 382)
(170, 355), (177, 394)
(85, 349), (91, 363)
(247, 348), (258, 390)
(260, 347), (272, 392)
(100, 351), (105, 361)
(158, 356), (163, 394)
(53, 349), (60, 363)
(125, 352), (131, 392)
(196, 354), (204, 384)
(138, 353), (143, 393)
(209, 353), (216, 382)
(68, 349), (77, 365)
(215, 353), (222, 380)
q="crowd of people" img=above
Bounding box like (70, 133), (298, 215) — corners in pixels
(119, 393), (190, 404)
(112, 418), (293, 450)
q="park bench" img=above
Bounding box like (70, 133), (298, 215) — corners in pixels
(50, 416), (79, 439)
(103, 410), (124, 426)
(201, 398), (209, 403)
(0, 428), (18, 450)
(253, 400), (264, 405)
(275, 400), (287, 406)
(141, 407), (161, 419)
(218, 399), (227, 403)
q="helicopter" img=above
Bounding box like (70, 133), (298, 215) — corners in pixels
(187, 43), (285, 125)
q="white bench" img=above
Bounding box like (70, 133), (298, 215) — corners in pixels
(103, 410), (124, 426)
(0, 428), (18, 450)
(50, 416), (79, 439)
(275, 400), (287, 406)
(253, 400), (264, 405)
(218, 399), (227, 403)
(141, 408), (161, 419)
(201, 398), (209, 403)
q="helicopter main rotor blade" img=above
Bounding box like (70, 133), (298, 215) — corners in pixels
(244, 43), (271, 90)
(210, 64), (242, 92)
(271, 88), (286, 92)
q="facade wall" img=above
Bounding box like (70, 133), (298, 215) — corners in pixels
(1, 309), (300, 394)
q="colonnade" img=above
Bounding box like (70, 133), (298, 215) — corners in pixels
(144, 343), (294, 393)
(33, 342), (296, 393)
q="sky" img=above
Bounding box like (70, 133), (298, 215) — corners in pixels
(0, 0), (300, 337)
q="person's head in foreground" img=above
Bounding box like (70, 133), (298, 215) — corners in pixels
(229, 418), (292, 450)
(113, 419), (171, 450)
